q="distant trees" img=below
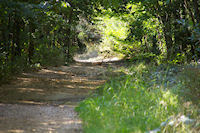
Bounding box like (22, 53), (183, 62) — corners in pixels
(95, 0), (200, 62)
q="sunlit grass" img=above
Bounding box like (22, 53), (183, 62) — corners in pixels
(76, 63), (199, 133)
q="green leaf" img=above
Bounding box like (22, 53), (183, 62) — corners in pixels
(61, 1), (70, 8)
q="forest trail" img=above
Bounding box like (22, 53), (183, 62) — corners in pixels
(0, 61), (121, 133)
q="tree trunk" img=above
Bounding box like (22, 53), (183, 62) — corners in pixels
(28, 23), (34, 64)
(160, 13), (173, 59)
(193, 0), (200, 23)
(64, 8), (73, 62)
(13, 9), (21, 57)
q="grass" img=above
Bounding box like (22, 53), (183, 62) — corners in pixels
(76, 63), (200, 133)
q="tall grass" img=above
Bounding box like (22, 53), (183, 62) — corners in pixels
(76, 63), (199, 133)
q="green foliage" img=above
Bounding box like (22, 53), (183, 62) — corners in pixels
(95, 15), (128, 55)
(92, 2), (164, 60)
(169, 53), (186, 64)
(94, 0), (200, 63)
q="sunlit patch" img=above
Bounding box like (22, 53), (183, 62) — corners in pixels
(65, 85), (75, 89)
(19, 100), (44, 105)
(49, 121), (57, 125)
(63, 120), (82, 125)
(41, 69), (66, 75)
(59, 105), (65, 108)
(41, 122), (48, 126)
(17, 77), (30, 80)
(77, 85), (97, 89)
(7, 130), (24, 133)
(18, 88), (44, 92)
(47, 128), (55, 132)
(71, 77), (88, 81)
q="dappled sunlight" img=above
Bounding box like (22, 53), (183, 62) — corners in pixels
(0, 62), (110, 104)
(0, 61), (124, 132)
(0, 0), (199, 132)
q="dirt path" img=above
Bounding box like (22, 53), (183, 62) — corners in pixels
(0, 62), (119, 133)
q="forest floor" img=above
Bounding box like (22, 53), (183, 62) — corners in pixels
(0, 59), (123, 133)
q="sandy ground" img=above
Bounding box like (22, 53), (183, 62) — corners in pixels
(0, 62), (112, 133)
(0, 104), (81, 133)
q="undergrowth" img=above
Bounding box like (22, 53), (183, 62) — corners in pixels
(0, 45), (65, 84)
(33, 45), (65, 67)
(76, 63), (199, 133)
